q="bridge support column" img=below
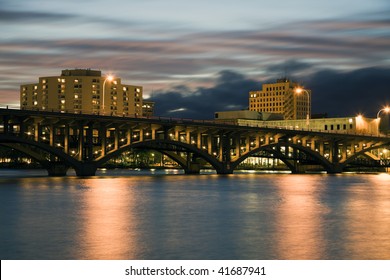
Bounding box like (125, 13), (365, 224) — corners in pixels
(64, 124), (69, 154)
(327, 164), (343, 174)
(216, 163), (234, 174)
(185, 163), (201, 174)
(86, 123), (94, 160)
(3, 115), (9, 134)
(46, 162), (70, 177)
(34, 123), (40, 142)
(100, 126), (107, 156)
(78, 124), (84, 161)
(74, 162), (98, 177)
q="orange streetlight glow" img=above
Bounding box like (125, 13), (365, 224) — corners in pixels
(376, 106), (390, 136)
(294, 87), (310, 127)
(377, 106), (390, 119)
(295, 87), (304, 94)
(102, 74), (114, 115)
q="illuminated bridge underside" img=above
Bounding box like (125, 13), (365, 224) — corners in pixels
(1, 109), (390, 176)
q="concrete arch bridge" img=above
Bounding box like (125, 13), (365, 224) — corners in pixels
(1, 108), (390, 176)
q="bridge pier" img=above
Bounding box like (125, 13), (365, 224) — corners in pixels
(46, 162), (70, 177)
(74, 162), (98, 177)
(327, 164), (343, 174)
(216, 163), (234, 174)
(184, 163), (201, 174)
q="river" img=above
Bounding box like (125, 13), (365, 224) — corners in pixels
(1, 169), (390, 260)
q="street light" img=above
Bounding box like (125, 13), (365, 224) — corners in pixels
(376, 106), (390, 136)
(376, 106), (390, 119)
(102, 75), (114, 115)
(294, 87), (310, 128)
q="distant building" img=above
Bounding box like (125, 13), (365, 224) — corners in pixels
(249, 78), (311, 120)
(215, 110), (283, 121)
(233, 116), (379, 135)
(20, 69), (143, 117)
(142, 101), (155, 117)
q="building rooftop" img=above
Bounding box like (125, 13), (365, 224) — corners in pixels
(61, 69), (102, 77)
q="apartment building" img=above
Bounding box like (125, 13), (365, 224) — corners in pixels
(249, 78), (311, 120)
(20, 69), (143, 117)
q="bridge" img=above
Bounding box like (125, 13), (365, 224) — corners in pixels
(1, 108), (390, 176)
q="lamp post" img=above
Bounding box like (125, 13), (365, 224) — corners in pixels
(294, 87), (310, 128)
(102, 75), (114, 115)
(376, 106), (390, 136)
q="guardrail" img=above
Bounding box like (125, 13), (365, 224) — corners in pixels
(1, 105), (389, 138)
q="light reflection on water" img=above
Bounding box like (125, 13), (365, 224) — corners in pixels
(0, 170), (390, 260)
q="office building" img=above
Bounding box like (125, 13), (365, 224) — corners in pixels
(249, 78), (311, 120)
(20, 69), (143, 117)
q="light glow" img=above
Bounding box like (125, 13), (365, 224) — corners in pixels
(295, 87), (303, 94)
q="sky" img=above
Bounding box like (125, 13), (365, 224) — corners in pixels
(0, 0), (389, 119)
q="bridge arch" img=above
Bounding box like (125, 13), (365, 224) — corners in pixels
(231, 142), (334, 173)
(95, 139), (224, 173)
(0, 134), (81, 175)
(341, 142), (390, 169)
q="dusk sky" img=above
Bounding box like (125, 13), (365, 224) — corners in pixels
(1, 0), (389, 119)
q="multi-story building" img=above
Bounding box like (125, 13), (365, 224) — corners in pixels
(20, 69), (143, 117)
(142, 101), (155, 118)
(215, 110), (379, 135)
(249, 78), (311, 120)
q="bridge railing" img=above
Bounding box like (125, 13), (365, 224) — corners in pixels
(0, 106), (238, 127)
(237, 121), (387, 138)
(1, 106), (389, 138)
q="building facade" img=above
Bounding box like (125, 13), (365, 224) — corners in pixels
(235, 116), (379, 135)
(142, 101), (155, 117)
(20, 69), (143, 117)
(249, 78), (311, 120)
(215, 110), (283, 121)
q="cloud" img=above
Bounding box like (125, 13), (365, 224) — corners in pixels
(0, 9), (76, 22)
(307, 67), (390, 118)
(148, 66), (390, 120)
(266, 60), (314, 76)
(148, 70), (258, 119)
(1, 6), (389, 111)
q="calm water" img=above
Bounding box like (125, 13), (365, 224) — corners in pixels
(1, 169), (390, 260)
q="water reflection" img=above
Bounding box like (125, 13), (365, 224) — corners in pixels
(343, 174), (390, 259)
(1, 171), (390, 260)
(274, 175), (328, 259)
(76, 178), (140, 259)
